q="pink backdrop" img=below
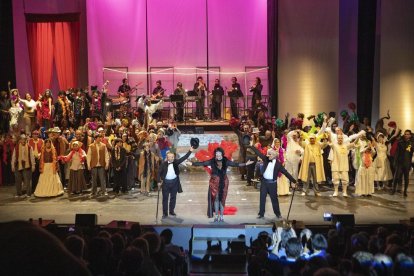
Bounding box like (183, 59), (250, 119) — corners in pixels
(87, 0), (268, 98)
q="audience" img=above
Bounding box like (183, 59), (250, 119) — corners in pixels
(2, 220), (414, 275)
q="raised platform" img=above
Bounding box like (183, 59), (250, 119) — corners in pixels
(176, 119), (232, 132)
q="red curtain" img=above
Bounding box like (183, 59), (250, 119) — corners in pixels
(26, 14), (80, 99)
(54, 21), (80, 91)
(26, 22), (54, 99)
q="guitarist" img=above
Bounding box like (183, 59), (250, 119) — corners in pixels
(152, 80), (165, 100)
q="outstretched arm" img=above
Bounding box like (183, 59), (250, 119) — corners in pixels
(176, 148), (193, 164)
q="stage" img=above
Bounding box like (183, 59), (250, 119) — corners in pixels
(1, 169), (413, 226)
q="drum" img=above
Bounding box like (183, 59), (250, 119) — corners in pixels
(110, 96), (127, 106)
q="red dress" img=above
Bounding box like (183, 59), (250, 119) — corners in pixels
(39, 98), (51, 121)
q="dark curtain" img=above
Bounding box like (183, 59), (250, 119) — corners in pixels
(357, 0), (377, 122)
(267, 0), (278, 116)
(0, 0), (16, 91)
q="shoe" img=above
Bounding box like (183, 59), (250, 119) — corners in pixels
(241, 175), (246, 180)
(214, 216), (219, 222)
(246, 182), (252, 186)
(391, 190), (396, 195)
(332, 192), (338, 197)
(404, 192), (408, 197)
(162, 214), (168, 219)
(104, 192), (108, 196)
(315, 192), (321, 197)
(301, 192), (307, 196)
(257, 215), (264, 219)
(276, 215), (283, 220)
(219, 215), (224, 222)
(343, 193), (349, 197)
(169, 212), (177, 216)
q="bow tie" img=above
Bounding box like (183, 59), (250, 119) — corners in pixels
(168, 162), (173, 164)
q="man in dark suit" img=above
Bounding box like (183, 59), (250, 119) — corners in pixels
(392, 129), (414, 196)
(249, 146), (297, 220)
(111, 138), (128, 194)
(158, 146), (194, 218)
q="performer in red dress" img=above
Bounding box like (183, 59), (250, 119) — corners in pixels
(37, 89), (53, 129)
(188, 140), (253, 222)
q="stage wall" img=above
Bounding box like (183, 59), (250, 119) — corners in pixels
(379, 0), (414, 131)
(86, 0), (268, 97)
(277, 0), (339, 123)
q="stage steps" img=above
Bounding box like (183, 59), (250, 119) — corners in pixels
(190, 224), (248, 274)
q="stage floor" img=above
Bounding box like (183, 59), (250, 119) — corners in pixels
(1, 170), (413, 226)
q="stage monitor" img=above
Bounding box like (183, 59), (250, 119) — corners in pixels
(75, 214), (97, 227)
(332, 214), (355, 228)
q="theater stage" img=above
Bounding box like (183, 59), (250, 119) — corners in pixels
(1, 169), (413, 227)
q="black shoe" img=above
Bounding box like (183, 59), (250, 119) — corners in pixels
(162, 214), (168, 219)
(404, 192), (408, 197)
(241, 175), (246, 180)
(169, 212), (177, 216)
(257, 215), (264, 219)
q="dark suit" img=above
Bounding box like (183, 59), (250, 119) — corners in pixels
(158, 150), (192, 215)
(212, 85), (224, 119)
(250, 146), (296, 217)
(111, 147), (127, 193)
(193, 83), (206, 119)
(250, 83), (263, 111)
(229, 83), (242, 118)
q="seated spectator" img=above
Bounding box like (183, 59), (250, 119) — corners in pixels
(0, 221), (89, 276)
(372, 254), (393, 276)
(64, 234), (86, 264)
(394, 253), (414, 276)
(118, 246), (144, 276)
(300, 228), (313, 256)
(309, 233), (328, 259)
(352, 251), (374, 275)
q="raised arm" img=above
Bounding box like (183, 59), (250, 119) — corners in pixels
(248, 145), (267, 161)
(176, 148), (193, 164)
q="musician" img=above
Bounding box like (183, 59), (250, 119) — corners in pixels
(211, 79), (224, 120)
(249, 77), (263, 112)
(152, 80), (165, 100)
(227, 77), (243, 119)
(173, 82), (185, 122)
(118, 78), (131, 96)
(193, 76), (206, 120)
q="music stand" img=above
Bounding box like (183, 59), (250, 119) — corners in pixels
(170, 94), (184, 102)
(187, 90), (197, 96)
(227, 90), (243, 118)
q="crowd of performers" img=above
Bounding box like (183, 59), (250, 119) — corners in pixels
(0, 81), (413, 222)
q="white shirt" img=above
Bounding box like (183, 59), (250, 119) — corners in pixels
(263, 159), (277, 180)
(165, 162), (177, 180)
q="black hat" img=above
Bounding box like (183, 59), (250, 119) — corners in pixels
(190, 137), (199, 149)
(91, 85), (98, 91)
(242, 134), (251, 146)
(166, 128), (174, 136)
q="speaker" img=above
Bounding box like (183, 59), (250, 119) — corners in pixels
(195, 127), (204, 134)
(75, 214), (97, 227)
(332, 214), (355, 227)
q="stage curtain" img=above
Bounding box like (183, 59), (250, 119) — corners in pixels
(53, 21), (80, 91)
(26, 22), (54, 99)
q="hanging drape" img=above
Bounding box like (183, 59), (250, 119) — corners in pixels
(26, 13), (80, 99)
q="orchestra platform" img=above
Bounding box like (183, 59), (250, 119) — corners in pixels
(175, 119), (232, 132)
